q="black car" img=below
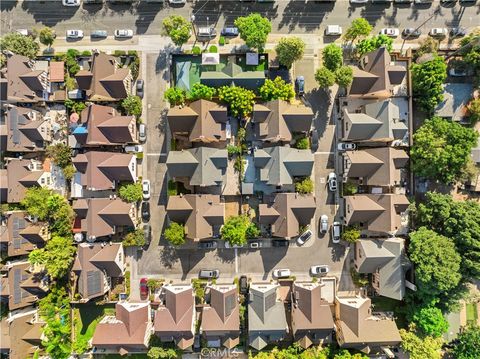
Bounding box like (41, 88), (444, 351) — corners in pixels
(136, 79), (144, 99)
(272, 239), (290, 247)
(141, 201), (150, 221)
(450, 27), (467, 38)
(198, 240), (218, 249)
(311, 129), (319, 152)
(91, 30), (108, 38)
(402, 28), (422, 38)
(221, 27), (239, 37)
(239, 275), (248, 295)
(295, 76), (305, 96)
(143, 224), (151, 245)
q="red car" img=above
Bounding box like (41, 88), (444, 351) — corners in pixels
(140, 278), (148, 300)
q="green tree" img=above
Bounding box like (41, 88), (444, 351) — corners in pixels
(416, 192), (480, 280)
(165, 87), (186, 106)
(162, 15), (192, 47)
(275, 36), (305, 68)
(400, 327), (443, 359)
(147, 347), (178, 359)
(294, 137), (309, 150)
(46, 143), (72, 169)
(342, 226), (360, 243)
(123, 228), (146, 247)
(356, 34), (393, 56)
(48, 195), (74, 237)
(334, 351), (368, 359)
(0, 32), (40, 59)
(39, 27), (56, 48)
(164, 222), (185, 246)
(237, 127), (246, 142)
(344, 18), (373, 42)
(121, 95), (142, 117)
(335, 66), (354, 87)
(259, 77), (295, 102)
(452, 325), (480, 359)
(62, 164), (76, 181)
(21, 187), (52, 220)
(234, 13), (272, 51)
(29, 236), (76, 279)
(467, 98), (480, 125)
(221, 215), (259, 246)
(217, 86), (256, 118)
(409, 227), (462, 303)
(227, 144), (242, 157)
(187, 83), (216, 101)
(460, 33), (480, 70)
(413, 304), (449, 337)
(118, 183), (143, 203)
(315, 67), (336, 88)
(411, 56), (447, 113)
(414, 37), (439, 61)
(322, 44), (343, 72)
(411, 117), (478, 183)
(295, 178), (313, 194)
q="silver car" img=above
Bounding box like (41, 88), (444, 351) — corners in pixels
(310, 265), (330, 276)
(327, 172), (337, 192)
(273, 269), (291, 279)
(138, 123), (146, 142)
(115, 29), (134, 38)
(320, 215), (328, 234)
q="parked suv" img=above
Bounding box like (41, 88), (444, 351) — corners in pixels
(198, 241), (218, 249)
(199, 269), (220, 279)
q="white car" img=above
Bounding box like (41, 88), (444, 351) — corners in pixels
(325, 25), (342, 36)
(124, 145), (144, 153)
(169, 0), (186, 4)
(327, 172), (337, 192)
(114, 29), (134, 38)
(337, 142), (357, 151)
(430, 28), (448, 37)
(138, 123), (146, 142)
(66, 30), (84, 39)
(332, 222), (341, 244)
(142, 180), (150, 200)
(225, 242), (245, 249)
(380, 28), (400, 38)
(310, 265), (330, 276)
(297, 229), (313, 246)
(349, 0), (369, 3)
(273, 269), (291, 279)
(319, 215), (328, 234)
(62, 0), (81, 6)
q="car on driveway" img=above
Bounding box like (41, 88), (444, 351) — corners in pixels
(197, 27), (217, 39)
(332, 222), (341, 244)
(140, 278), (148, 299)
(66, 30), (84, 39)
(295, 76), (305, 96)
(450, 27), (467, 38)
(141, 201), (150, 221)
(297, 229), (312, 246)
(114, 29), (134, 38)
(380, 28), (400, 38)
(91, 30), (108, 38)
(139, 123), (146, 142)
(310, 265), (330, 276)
(239, 275), (248, 294)
(124, 144), (143, 153)
(142, 179), (150, 200)
(429, 28), (448, 38)
(349, 0), (368, 3)
(402, 28), (422, 38)
(249, 241), (264, 249)
(325, 25), (342, 36)
(63, 0), (80, 6)
(199, 269), (219, 279)
(169, 0), (186, 4)
(327, 172), (337, 192)
(273, 269), (291, 279)
(221, 27), (239, 37)
(319, 215), (328, 234)
(198, 241), (218, 249)
(136, 79), (144, 99)
(272, 239), (289, 247)
(337, 142), (357, 151)
(143, 224), (151, 246)
(311, 129), (319, 151)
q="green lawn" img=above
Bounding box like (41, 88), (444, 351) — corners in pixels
(74, 304), (115, 345)
(466, 302), (478, 326)
(371, 297), (408, 329)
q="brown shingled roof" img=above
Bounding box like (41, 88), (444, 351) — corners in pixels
(49, 61), (64, 82)
(5, 105), (50, 152)
(8, 262), (48, 311)
(6, 54), (46, 103)
(5, 158), (47, 203)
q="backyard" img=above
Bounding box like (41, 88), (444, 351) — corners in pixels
(73, 303), (115, 352)
(466, 302), (479, 326)
(371, 296), (408, 329)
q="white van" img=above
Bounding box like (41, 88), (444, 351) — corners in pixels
(332, 222), (341, 244)
(325, 25), (342, 36)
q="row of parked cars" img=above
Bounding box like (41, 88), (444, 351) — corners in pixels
(325, 24), (467, 38)
(349, 0), (476, 4)
(66, 29), (134, 39)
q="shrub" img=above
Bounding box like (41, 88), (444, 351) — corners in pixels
(129, 55), (140, 80)
(227, 144), (242, 157)
(187, 83), (216, 101)
(219, 36), (225, 46)
(121, 95), (143, 117)
(217, 85), (256, 118)
(315, 67), (335, 88)
(114, 50), (127, 57)
(65, 76), (76, 91)
(164, 222), (185, 246)
(209, 45), (218, 53)
(192, 46), (202, 55)
(167, 181), (177, 196)
(295, 177), (313, 194)
(46, 143), (72, 169)
(259, 77), (295, 102)
(342, 226), (361, 243)
(221, 215), (259, 246)
(81, 50), (92, 56)
(335, 66), (354, 87)
(122, 228), (146, 247)
(342, 181), (358, 196)
(118, 182), (143, 203)
(164, 87), (186, 106)
(294, 137), (309, 150)
(128, 50), (138, 57)
(234, 155), (245, 175)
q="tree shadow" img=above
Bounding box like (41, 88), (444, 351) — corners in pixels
(306, 87), (332, 139)
(0, 1), (17, 12)
(159, 244), (180, 270)
(279, 1), (333, 33)
(20, 1), (79, 26)
(361, 3), (392, 28)
(135, 1), (163, 35)
(257, 247), (289, 280)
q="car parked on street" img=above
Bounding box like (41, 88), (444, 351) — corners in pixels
(349, 0), (368, 4)
(450, 27), (467, 38)
(169, 0), (186, 4)
(198, 241), (218, 249)
(136, 79), (144, 98)
(140, 278), (148, 299)
(249, 241), (264, 249)
(138, 123), (146, 142)
(319, 215), (328, 234)
(197, 27), (216, 39)
(143, 224), (151, 246)
(272, 239), (289, 247)
(380, 28), (400, 38)
(332, 222), (341, 244)
(114, 29), (134, 38)
(221, 27), (239, 37)
(141, 201), (150, 221)
(142, 179), (150, 200)
(273, 269), (291, 279)
(91, 30), (108, 38)
(310, 265), (330, 276)
(199, 269), (220, 279)
(325, 25), (342, 36)
(297, 229), (313, 246)
(66, 30), (84, 39)
(124, 144), (143, 153)
(429, 28), (448, 37)
(62, 0), (80, 6)
(327, 172), (337, 192)
(337, 142), (357, 151)
(295, 76), (305, 96)
(402, 28), (422, 38)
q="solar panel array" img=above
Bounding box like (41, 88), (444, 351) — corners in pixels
(12, 217), (27, 249)
(10, 107), (20, 145)
(13, 269), (22, 304)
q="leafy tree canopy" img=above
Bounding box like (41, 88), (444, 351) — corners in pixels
(218, 86), (256, 118)
(342, 226), (360, 243)
(335, 66), (354, 88)
(46, 143), (72, 169)
(187, 83), (216, 101)
(295, 177), (313, 194)
(39, 27), (56, 47)
(467, 98), (480, 125)
(400, 327), (443, 359)
(118, 182), (143, 203)
(123, 228), (146, 247)
(121, 95), (142, 117)
(356, 34), (393, 56)
(165, 87), (186, 106)
(275, 36), (305, 68)
(259, 77), (295, 102)
(460, 33), (480, 70)
(344, 18), (373, 42)
(315, 67), (336, 88)
(162, 15), (192, 47)
(29, 235), (76, 279)
(21, 187), (52, 220)
(234, 13), (272, 51)
(0, 32), (40, 59)
(294, 137), (310, 150)
(451, 325), (480, 359)
(147, 347), (179, 359)
(411, 56), (447, 113)
(221, 215), (259, 246)
(411, 117), (478, 183)
(413, 304), (449, 337)
(322, 44), (343, 72)
(164, 222), (185, 246)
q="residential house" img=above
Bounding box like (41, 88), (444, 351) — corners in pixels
(167, 100), (228, 146)
(341, 100), (408, 143)
(5, 261), (49, 311)
(248, 283), (288, 350)
(200, 59), (265, 91)
(1, 310), (45, 359)
(4, 105), (51, 152)
(0, 211), (49, 258)
(291, 282), (335, 349)
(335, 294), (401, 354)
(48, 61), (66, 101)
(354, 238), (410, 300)
(72, 104), (137, 146)
(1, 158), (53, 203)
(72, 151), (136, 192)
(154, 284), (195, 350)
(342, 147), (409, 187)
(348, 47), (407, 99)
(75, 51), (132, 102)
(435, 83), (473, 122)
(252, 100), (314, 144)
(92, 302), (152, 355)
(72, 198), (136, 241)
(201, 284), (240, 349)
(72, 242), (125, 302)
(259, 193), (316, 239)
(344, 194), (410, 236)
(166, 194), (224, 241)
(253, 147), (314, 188)
(166, 147), (228, 190)
(2, 53), (48, 103)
